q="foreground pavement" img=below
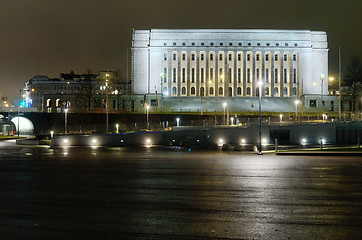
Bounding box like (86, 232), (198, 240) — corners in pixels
(0, 140), (362, 239)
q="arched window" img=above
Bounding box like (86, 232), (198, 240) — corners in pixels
(191, 87), (195, 95)
(256, 87), (260, 96)
(200, 87), (205, 96)
(274, 87), (279, 96)
(181, 87), (186, 95)
(246, 87), (251, 95)
(237, 87), (242, 95)
(292, 87), (297, 96)
(265, 87), (269, 96)
(209, 87), (214, 95)
(218, 87), (223, 96)
(283, 87), (288, 96)
(172, 87), (177, 95)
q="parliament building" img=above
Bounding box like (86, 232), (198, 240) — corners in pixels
(131, 29), (336, 113)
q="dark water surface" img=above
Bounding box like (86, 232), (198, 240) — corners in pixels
(1, 140), (362, 239)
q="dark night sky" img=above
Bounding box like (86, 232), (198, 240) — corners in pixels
(1, 0), (362, 103)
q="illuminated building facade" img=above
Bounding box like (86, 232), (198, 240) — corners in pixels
(131, 29), (336, 112)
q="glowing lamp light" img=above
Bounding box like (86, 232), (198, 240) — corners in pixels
(301, 138), (307, 145)
(241, 139), (246, 144)
(219, 138), (224, 143)
(262, 138), (268, 145)
(63, 139), (68, 144)
(92, 139), (97, 143)
(146, 138), (151, 144)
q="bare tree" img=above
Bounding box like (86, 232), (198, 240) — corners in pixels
(343, 57), (362, 112)
(75, 69), (98, 111)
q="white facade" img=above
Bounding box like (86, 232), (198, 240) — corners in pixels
(131, 29), (328, 99)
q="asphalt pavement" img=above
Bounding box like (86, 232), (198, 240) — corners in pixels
(0, 140), (362, 239)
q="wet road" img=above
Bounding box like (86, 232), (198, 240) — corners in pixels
(1, 140), (362, 239)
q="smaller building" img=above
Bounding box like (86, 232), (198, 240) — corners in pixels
(24, 71), (131, 113)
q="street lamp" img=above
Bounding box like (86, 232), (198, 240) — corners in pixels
(258, 81), (263, 155)
(280, 114), (283, 123)
(223, 102), (227, 125)
(176, 117), (180, 127)
(116, 124), (119, 133)
(146, 104), (150, 129)
(18, 90), (21, 137)
(105, 73), (109, 133)
(64, 108), (68, 134)
(320, 74), (324, 114)
(294, 100), (300, 120)
(329, 75), (342, 119)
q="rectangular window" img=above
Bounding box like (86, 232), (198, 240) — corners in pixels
(173, 68), (176, 83)
(275, 55), (278, 61)
(284, 54), (287, 61)
(164, 54), (167, 61)
(228, 54), (232, 61)
(210, 54), (214, 61)
(247, 54), (250, 61)
(284, 69), (287, 83)
(266, 54), (269, 61)
(219, 54), (223, 61)
(247, 69), (250, 83)
(192, 54), (195, 61)
(256, 54), (259, 61)
(173, 54), (176, 61)
(293, 54), (297, 61)
(201, 68), (204, 83)
(274, 69), (278, 83)
(228, 68), (232, 83)
(238, 54), (241, 61)
(256, 69), (259, 81)
(182, 68), (186, 83)
(266, 69), (269, 83)
(182, 54), (186, 61)
(293, 69), (297, 83)
(192, 68), (195, 83)
(219, 68), (223, 82)
(201, 54), (204, 61)
(210, 69), (214, 81)
(163, 68), (167, 83)
(237, 68), (241, 83)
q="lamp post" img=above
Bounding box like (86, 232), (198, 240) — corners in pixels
(320, 74), (324, 114)
(105, 73), (109, 133)
(64, 108), (68, 134)
(258, 81), (263, 155)
(223, 102), (227, 125)
(338, 46), (342, 120)
(160, 72), (165, 112)
(116, 124), (119, 133)
(330, 74), (342, 120)
(176, 117), (180, 127)
(294, 100), (299, 121)
(17, 90), (20, 137)
(280, 114), (283, 123)
(146, 104), (150, 129)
